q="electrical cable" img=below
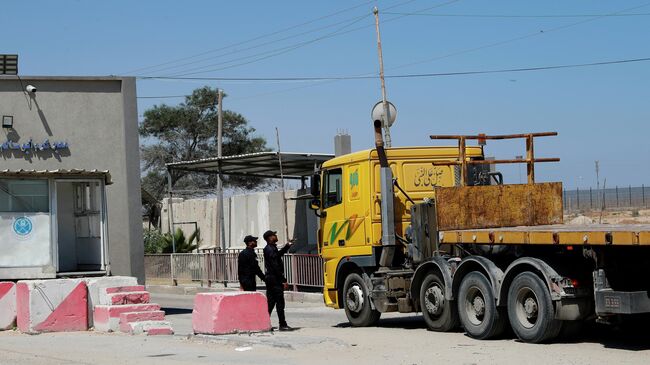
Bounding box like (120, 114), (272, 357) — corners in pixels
(122, 0), (377, 75)
(152, 0), (462, 78)
(382, 11), (650, 18)
(136, 56), (650, 99)
(135, 0), (421, 77)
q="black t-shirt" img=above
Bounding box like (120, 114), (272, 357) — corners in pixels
(263, 243), (290, 285)
(238, 247), (264, 286)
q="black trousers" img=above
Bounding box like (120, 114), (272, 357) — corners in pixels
(266, 284), (286, 326)
(240, 279), (257, 292)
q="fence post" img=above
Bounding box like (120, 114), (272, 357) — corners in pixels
(616, 186), (619, 207)
(576, 187), (580, 210)
(291, 255), (298, 292)
(171, 254), (178, 286)
(643, 184), (646, 207)
(590, 187), (593, 210)
(629, 185), (633, 207)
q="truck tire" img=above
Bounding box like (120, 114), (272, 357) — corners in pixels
(507, 272), (562, 343)
(457, 272), (507, 339)
(420, 272), (459, 332)
(343, 273), (381, 327)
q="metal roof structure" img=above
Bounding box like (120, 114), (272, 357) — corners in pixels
(0, 169), (112, 184)
(166, 151), (333, 179)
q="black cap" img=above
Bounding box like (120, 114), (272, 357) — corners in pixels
(243, 235), (258, 243)
(263, 230), (277, 241)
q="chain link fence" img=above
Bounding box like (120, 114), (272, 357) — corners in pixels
(563, 185), (648, 213)
(144, 252), (324, 289)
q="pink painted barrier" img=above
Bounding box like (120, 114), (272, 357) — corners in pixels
(16, 279), (88, 333)
(192, 292), (271, 335)
(0, 282), (16, 330)
(93, 303), (161, 332)
(109, 291), (150, 305)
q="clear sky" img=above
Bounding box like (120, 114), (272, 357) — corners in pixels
(3, 0), (649, 188)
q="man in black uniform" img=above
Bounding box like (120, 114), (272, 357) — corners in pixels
(262, 230), (292, 330)
(238, 235), (265, 291)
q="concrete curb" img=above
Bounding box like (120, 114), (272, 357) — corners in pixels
(146, 285), (323, 304)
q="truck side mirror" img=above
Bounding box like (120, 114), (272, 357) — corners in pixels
(310, 173), (321, 197)
(309, 198), (326, 218)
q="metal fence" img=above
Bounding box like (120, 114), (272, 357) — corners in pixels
(144, 252), (324, 289)
(563, 185), (649, 212)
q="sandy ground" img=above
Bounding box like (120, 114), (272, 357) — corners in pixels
(1, 293), (650, 365)
(566, 209), (650, 225)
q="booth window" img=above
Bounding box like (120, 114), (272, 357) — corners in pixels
(0, 179), (49, 213)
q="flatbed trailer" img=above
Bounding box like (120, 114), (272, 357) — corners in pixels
(440, 224), (650, 246)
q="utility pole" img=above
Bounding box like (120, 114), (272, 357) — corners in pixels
(216, 89), (226, 252)
(373, 7), (392, 148)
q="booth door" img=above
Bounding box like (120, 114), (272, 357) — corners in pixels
(56, 180), (106, 273)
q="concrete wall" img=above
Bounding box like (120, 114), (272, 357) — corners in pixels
(161, 189), (318, 253)
(0, 76), (143, 282)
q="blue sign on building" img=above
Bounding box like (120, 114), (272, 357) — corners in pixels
(13, 216), (33, 237)
(0, 139), (69, 154)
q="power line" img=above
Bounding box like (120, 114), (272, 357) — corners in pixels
(136, 2), (650, 100)
(133, 0), (423, 77)
(386, 1), (650, 72)
(137, 12), (372, 76)
(154, 0), (461, 78)
(382, 11), (650, 18)
(121, 0), (376, 75)
(161, 13), (372, 77)
(136, 56), (650, 99)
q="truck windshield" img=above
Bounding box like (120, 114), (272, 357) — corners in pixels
(323, 168), (342, 208)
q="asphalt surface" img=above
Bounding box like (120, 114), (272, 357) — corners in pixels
(1, 292), (650, 365)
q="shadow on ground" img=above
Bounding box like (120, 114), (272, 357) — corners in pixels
(162, 307), (193, 315)
(334, 315), (650, 350)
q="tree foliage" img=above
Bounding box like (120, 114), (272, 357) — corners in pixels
(140, 86), (269, 199)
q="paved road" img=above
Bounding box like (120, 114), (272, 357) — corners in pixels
(1, 292), (650, 365)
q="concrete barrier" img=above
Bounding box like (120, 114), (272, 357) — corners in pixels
(118, 311), (165, 332)
(16, 279), (88, 333)
(0, 282), (16, 330)
(109, 291), (150, 305)
(93, 303), (161, 332)
(83, 276), (139, 327)
(192, 292), (271, 335)
(121, 320), (174, 335)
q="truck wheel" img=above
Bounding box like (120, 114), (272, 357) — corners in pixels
(507, 272), (562, 343)
(343, 273), (381, 327)
(420, 273), (458, 332)
(457, 272), (507, 339)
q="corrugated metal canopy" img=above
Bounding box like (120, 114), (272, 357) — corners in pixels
(0, 169), (112, 184)
(166, 152), (333, 179)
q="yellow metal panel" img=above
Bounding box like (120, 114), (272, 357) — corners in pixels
(639, 232), (650, 246)
(612, 231), (639, 245)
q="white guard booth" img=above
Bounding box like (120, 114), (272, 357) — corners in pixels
(0, 169), (111, 279)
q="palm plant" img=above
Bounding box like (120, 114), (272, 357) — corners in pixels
(162, 228), (200, 253)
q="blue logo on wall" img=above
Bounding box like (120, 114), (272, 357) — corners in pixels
(13, 217), (33, 237)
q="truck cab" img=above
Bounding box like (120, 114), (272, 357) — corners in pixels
(312, 146), (485, 309)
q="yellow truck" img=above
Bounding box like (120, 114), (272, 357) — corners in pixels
(310, 126), (650, 343)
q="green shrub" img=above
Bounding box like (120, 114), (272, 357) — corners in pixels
(144, 229), (167, 254)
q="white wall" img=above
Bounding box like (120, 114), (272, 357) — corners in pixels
(160, 189), (318, 253)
